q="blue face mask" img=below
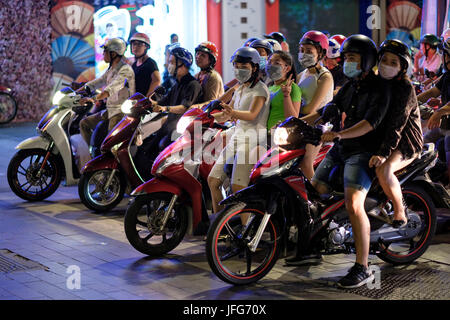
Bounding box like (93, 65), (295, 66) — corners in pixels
(259, 56), (267, 70)
(343, 61), (362, 78)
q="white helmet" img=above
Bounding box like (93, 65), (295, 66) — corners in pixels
(101, 38), (127, 56)
(266, 39), (282, 51)
(327, 38), (341, 59)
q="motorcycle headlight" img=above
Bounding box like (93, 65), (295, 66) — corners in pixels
(273, 127), (289, 145)
(52, 91), (65, 105)
(121, 100), (137, 114)
(176, 116), (195, 134)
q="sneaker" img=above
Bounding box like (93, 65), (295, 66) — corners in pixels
(337, 263), (374, 289)
(284, 253), (322, 266)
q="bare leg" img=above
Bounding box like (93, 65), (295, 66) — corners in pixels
(208, 176), (225, 214)
(376, 151), (415, 222)
(345, 188), (370, 268)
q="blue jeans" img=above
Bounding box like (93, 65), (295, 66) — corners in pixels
(312, 149), (375, 194)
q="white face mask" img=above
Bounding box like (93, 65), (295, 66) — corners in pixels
(234, 68), (252, 83)
(298, 52), (316, 68)
(378, 63), (400, 80)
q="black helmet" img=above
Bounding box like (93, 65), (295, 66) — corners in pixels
(263, 32), (286, 44)
(340, 34), (377, 72)
(249, 39), (273, 56)
(378, 39), (412, 72)
(420, 34), (441, 48)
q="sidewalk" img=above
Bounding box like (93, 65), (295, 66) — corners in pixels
(0, 123), (449, 300)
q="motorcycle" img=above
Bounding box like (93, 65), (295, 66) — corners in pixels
(123, 103), (333, 256)
(205, 117), (438, 285)
(0, 85), (18, 124)
(78, 86), (168, 212)
(7, 84), (103, 201)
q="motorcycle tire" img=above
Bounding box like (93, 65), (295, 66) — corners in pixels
(7, 148), (63, 201)
(376, 184), (437, 265)
(78, 169), (126, 212)
(124, 192), (188, 256)
(0, 92), (18, 124)
(206, 203), (281, 285)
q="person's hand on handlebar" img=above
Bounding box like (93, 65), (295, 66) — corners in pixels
(321, 131), (341, 143)
(79, 97), (95, 106)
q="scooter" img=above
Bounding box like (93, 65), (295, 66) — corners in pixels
(123, 102), (333, 256)
(205, 117), (438, 285)
(78, 87), (168, 212)
(7, 84), (102, 201)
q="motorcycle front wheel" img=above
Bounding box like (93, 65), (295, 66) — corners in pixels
(78, 169), (126, 212)
(124, 192), (188, 256)
(7, 148), (62, 201)
(205, 203), (281, 285)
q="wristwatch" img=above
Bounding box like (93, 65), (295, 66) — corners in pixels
(166, 106), (170, 113)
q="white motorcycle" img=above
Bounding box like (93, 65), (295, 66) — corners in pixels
(7, 85), (97, 201)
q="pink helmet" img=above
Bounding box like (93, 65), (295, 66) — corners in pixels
(331, 34), (347, 46)
(442, 28), (450, 41)
(299, 30), (329, 57)
(327, 38), (341, 59)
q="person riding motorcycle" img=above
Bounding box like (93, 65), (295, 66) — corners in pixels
(324, 38), (348, 95)
(208, 47), (270, 217)
(297, 30), (334, 181)
(263, 31), (290, 52)
(79, 38), (135, 147)
(134, 47), (203, 169)
(129, 32), (161, 97)
(419, 36), (450, 184)
(249, 39), (274, 85)
(370, 39), (423, 228)
(298, 35), (391, 289)
(193, 41), (224, 105)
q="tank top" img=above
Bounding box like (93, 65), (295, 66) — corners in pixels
(298, 66), (334, 114)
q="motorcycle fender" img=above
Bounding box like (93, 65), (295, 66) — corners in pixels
(220, 185), (263, 206)
(130, 177), (183, 197)
(15, 136), (53, 153)
(81, 153), (119, 174)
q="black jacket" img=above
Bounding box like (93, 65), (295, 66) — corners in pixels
(321, 71), (391, 159)
(375, 78), (423, 159)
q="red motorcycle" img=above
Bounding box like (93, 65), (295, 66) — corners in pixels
(78, 87), (167, 212)
(123, 104), (333, 256)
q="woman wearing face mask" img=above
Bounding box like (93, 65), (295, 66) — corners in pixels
(369, 39), (423, 228)
(249, 39), (274, 86)
(208, 47), (270, 216)
(265, 50), (301, 139)
(297, 30), (334, 180)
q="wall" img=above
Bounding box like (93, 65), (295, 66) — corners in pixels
(0, 0), (53, 122)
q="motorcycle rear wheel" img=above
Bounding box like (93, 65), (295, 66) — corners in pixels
(206, 203), (281, 285)
(376, 184), (437, 265)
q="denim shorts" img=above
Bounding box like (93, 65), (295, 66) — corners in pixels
(312, 149), (375, 193)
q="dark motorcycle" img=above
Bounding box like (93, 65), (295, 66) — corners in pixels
(205, 117), (438, 285)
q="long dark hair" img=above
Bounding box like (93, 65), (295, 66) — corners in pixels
(270, 50), (297, 81)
